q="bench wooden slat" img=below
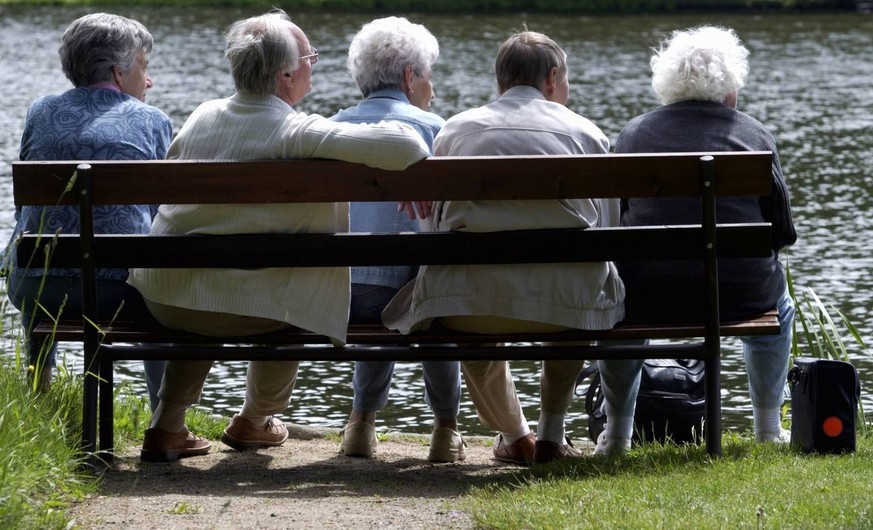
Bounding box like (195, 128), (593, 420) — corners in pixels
(33, 309), (779, 347)
(11, 152), (773, 206)
(15, 223), (773, 269)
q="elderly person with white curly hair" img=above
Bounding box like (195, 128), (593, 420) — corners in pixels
(329, 17), (464, 464)
(129, 9), (429, 463)
(595, 26), (797, 456)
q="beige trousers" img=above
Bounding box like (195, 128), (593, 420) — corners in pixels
(147, 300), (299, 417)
(442, 315), (585, 434)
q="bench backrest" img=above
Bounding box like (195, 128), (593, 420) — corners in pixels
(12, 153), (774, 270)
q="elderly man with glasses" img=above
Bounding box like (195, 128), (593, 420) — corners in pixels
(130, 9), (430, 463)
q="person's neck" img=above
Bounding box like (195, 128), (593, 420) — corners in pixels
(87, 81), (121, 92)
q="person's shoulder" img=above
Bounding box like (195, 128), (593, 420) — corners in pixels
(108, 94), (172, 130)
(130, 97), (172, 121)
(25, 89), (75, 113)
(27, 93), (60, 108)
(330, 101), (363, 122)
(614, 108), (661, 152)
(733, 107), (774, 134)
(547, 104), (607, 141)
(623, 105), (666, 126)
(556, 104), (602, 127)
(403, 105), (445, 127)
(616, 104), (673, 136)
(184, 97), (235, 119)
(442, 104), (489, 128)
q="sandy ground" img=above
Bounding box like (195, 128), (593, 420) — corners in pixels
(69, 425), (592, 529)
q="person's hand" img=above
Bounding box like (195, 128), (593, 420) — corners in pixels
(398, 201), (432, 220)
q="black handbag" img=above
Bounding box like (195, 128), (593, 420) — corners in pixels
(788, 357), (860, 454)
(576, 359), (705, 444)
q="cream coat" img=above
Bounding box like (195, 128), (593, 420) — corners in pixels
(383, 86), (625, 333)
(128, 93), (429, 343)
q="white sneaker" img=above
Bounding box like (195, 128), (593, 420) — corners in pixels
(593, 430), (632, 456)
(340, 421), (377, 458)
(756, 428), (791, 444)
(428, 427), (467, 463)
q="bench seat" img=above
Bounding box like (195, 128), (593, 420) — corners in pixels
(36, 310), (779, 350)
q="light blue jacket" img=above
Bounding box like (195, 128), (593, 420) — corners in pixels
(331, 89), (445, 288)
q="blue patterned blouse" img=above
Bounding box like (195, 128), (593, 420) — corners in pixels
(10, 87), (173, 280)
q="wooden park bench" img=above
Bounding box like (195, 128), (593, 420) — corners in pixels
(11, 152), (780, 463)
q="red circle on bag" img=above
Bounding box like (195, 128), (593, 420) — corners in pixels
(822, 416), (843, 437)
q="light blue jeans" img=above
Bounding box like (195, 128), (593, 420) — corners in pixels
(598, 285), (795, 420)
(350, 284), (461, 420)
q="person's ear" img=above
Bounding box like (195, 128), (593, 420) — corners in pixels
(112, 65), (124, 89)
(542, 66), (559, 98)
(403, 65), (416, 94)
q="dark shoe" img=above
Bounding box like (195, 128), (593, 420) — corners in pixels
(141, 427), (211, 462)
(221, 414), (288, 451)
(533, 437), (584, 464)
(492, 432), (535, 466)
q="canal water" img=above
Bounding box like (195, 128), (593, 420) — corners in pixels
(1, 6), (872, 439)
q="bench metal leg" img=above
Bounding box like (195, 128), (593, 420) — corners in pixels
(704, 346), (723, 457)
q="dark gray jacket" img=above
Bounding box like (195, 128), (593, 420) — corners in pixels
(615, 100), (797, 321)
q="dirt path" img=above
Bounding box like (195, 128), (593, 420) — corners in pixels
(69, 425), (561, 529)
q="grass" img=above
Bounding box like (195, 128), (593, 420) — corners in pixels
(3, 356), (872, 529)
(0, 361), (94, 529)
(0, 354), (226, 529)
(462, 433), (873, 529)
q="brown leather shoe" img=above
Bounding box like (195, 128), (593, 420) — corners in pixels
(492, 432), (535, 466)
(533, 437), (584, 465)
(221, 414), (288, 451)
(141, 427), (211, 462)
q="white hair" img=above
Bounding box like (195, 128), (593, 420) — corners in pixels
(346, 16), (439, 97)
(224, 9), (299, 97)
(650, 26), (749, 105)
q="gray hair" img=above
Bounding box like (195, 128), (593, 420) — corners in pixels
(651, 26), (749, 105)
(346, 16), (439, 97)
(224, 9), (300, 97)
(59, 13), (153, 87)
(495, 31), (567, 95)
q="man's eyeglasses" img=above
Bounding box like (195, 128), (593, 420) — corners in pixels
(300, 47), (318, 65)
